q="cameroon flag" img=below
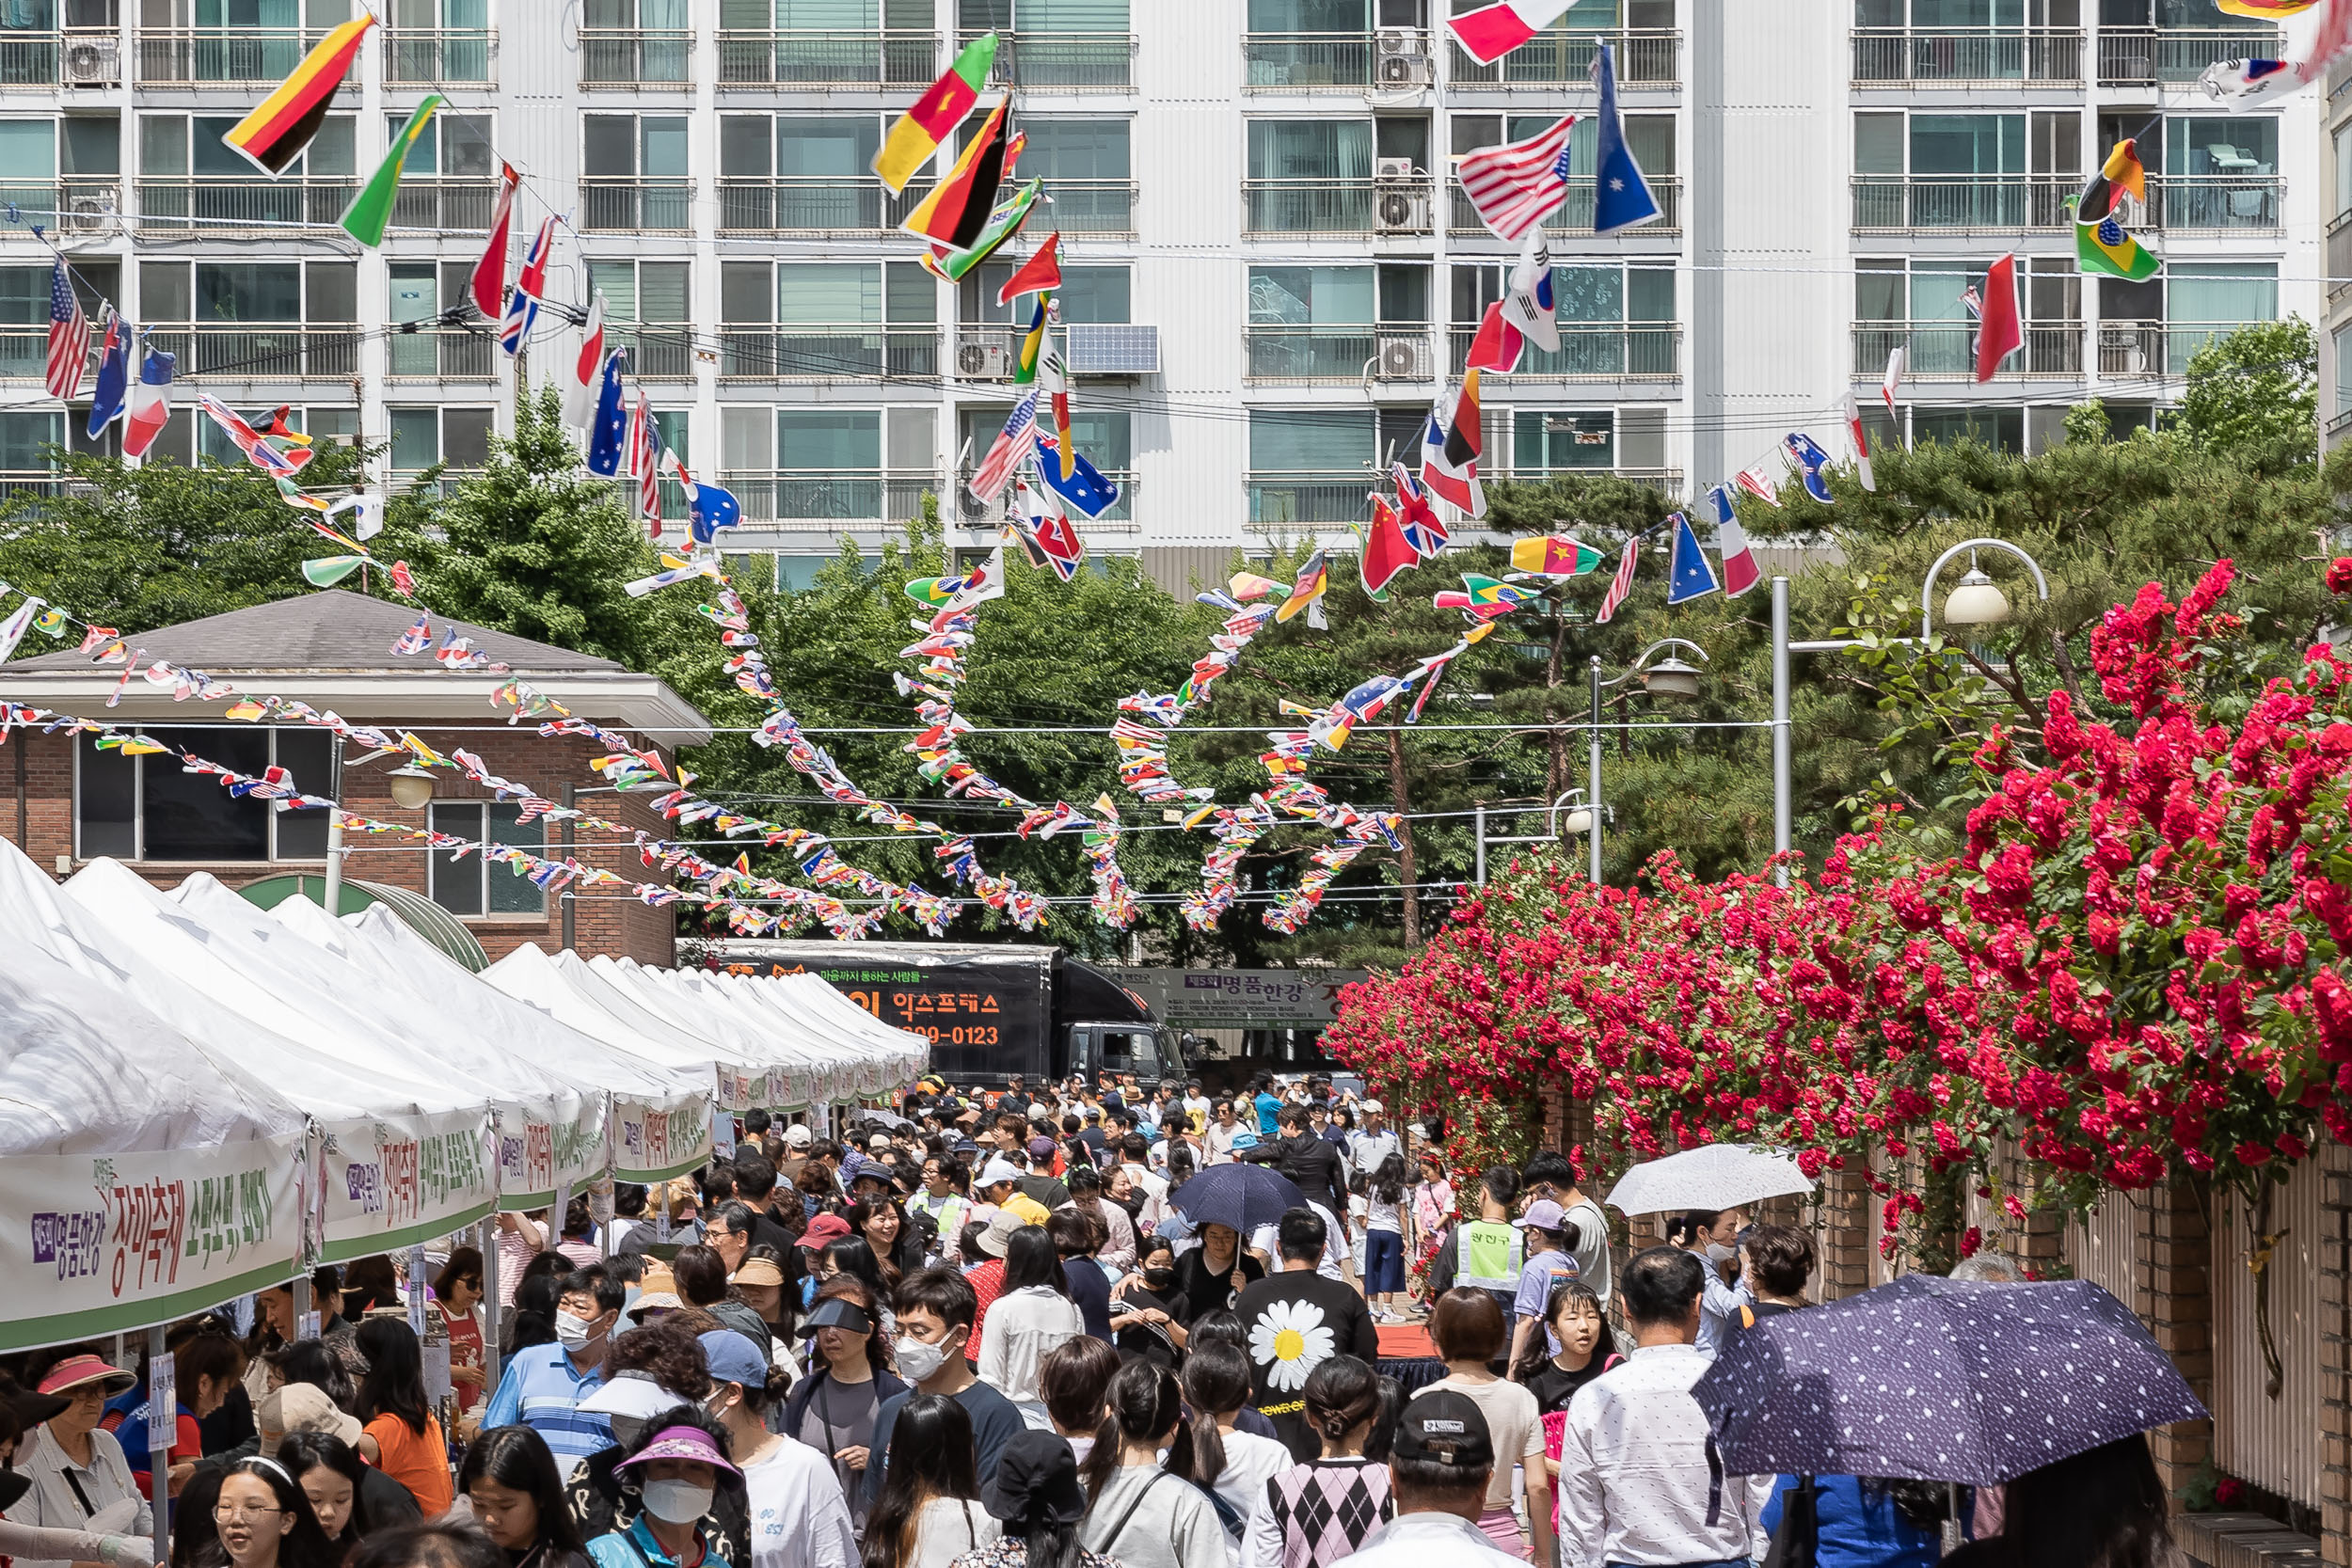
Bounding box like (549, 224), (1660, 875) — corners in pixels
(874, 32), (998, 194)
(1509, 534), (1603, 577)
(900, 98), (1011, 250)
(2078, 212), (2159, 279)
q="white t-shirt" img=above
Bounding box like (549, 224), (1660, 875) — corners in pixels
(741, 1434), (857, 1568)
(1250, 1199), (1347, 1281)
(1367, 1195), (1402, 1234)
(911, 1496), (1002, 1568)
(1210, 1428), (1294, 1544)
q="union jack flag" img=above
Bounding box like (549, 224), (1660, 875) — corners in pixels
(500, 216), (552, 356)
(45, 260), (88, 401)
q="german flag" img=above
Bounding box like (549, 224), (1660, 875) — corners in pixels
(900, 97), (1010, 250)
(222, 14), (374, 175)
(2076, 136), (2146, 225)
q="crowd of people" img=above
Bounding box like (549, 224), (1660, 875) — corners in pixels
(0, 1071), (2183, 1568)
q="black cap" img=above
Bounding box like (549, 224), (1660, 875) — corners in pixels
(1392, 1389), (1495, 1471)
(800, 1295), (873, 1337)
(980, 1430), (1088, 1526)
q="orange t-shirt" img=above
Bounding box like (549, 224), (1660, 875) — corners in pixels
(365, 1412), (453, 1515)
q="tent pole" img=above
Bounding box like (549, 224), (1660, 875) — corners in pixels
(480, 1217), (502, 1398)
(146, 1326), (167, 1568)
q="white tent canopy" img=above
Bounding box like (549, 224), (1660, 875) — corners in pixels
(0, 843), (499, 1265)
(0, 942), (310, 1352)
(589, 956), (841, 1110)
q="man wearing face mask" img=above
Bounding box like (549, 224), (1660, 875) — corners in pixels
(859, 1268), (1023, 1515)
(482, 1267), (623, 1467)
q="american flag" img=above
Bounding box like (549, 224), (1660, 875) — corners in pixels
(1596, 534), (1639, 624)
(968, 390), (1039, 504)
(1455, 113), (1580, 242)
(1960, 283), (1982, 320)
(625, 389), (663, 534)
(45, 261), (88, 401)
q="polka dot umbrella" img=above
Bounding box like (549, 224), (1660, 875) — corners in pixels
(1692, 1273), (2207, 1486)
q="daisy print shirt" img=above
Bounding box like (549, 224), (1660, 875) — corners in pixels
(1233, 1270), (1380, 1462)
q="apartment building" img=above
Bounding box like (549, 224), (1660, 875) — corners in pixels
(2323, 55), (2352, 451)
(0, 0), (2320, 594)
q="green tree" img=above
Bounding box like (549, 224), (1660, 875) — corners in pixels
(2174, 315), (2316, 467)
(0, 437), (378, 641)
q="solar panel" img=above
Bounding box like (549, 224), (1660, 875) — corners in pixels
(1068, 324), (1159, 375)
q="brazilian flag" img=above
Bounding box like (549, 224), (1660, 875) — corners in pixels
(2078, 213), (2160, 280)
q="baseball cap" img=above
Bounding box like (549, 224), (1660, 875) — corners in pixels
(1515, 1198), (1567, 1232)
(782, 1124), (814, 1148)
(696, 1329), (770, 1390)
(981, 1429), (1088, 1526)
(868, 1132), (893, 1151)
(1360, 1099), (1384, 1114)
(258, 1382), (362, 1456)
(977, 1157), (1025, 1188)
(1392, 1389), (1495, 1472)
(1026, 1136), (1057, 1161)
(798, 1212), (852, 1250)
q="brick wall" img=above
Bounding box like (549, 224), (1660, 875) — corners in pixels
(6, 719), (677, 965)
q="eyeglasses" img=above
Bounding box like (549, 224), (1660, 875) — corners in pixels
(214, 1506), (284, 1522)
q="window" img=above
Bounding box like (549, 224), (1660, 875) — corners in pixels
(384, 110), (493, 180)
(1249, 408), (1372, 522)
(61, 119), (119, 179)
(2337, 121), (2352, 220)
(1248, 0), (1363, 29)
(1248, 265), (1374, 378)
(1450, 260), (1672, 374)
(777, 409), (882, 517)
(388, 260), (482, 375)
(427, 800), (547, 917)
(1853, 111), (2026, 227)
(722, 114), (887, 228)
(0, 410), (62, 483)
(1248, 119), (1371, 179)
(2167, 260), (2274, 371)
(1016, 119), (1130, 229)
(2166, 115), (2277, 174)
(1514, 409), (1615, 471)
(75, 727), (332, 863)
(729, 261), (933, 376)
(582, 0), (691, 79)
(141, 259), (356, 325)
(1913, 405), (2024, 452)
(0, 266), (52, 382)
(587, 259), (692, 376)
(2336, 324), (2352, 418)
(141, 111), (351, 178)
(775, 550), (877, 593)
(961, 262), (1127, 325)
(582, 114), (690, 228)
(389, 405), (494, 474)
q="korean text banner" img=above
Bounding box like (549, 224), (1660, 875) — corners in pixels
(318, 1111), (498, 1263)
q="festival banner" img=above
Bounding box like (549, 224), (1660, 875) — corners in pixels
(317, 1110), (500, 1263)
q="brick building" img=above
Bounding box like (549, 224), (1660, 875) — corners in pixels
(0, 591), (709, 966)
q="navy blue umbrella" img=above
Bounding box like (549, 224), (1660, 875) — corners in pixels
(1692, 1274), (2206, 1486)
(1169, 1162), (1307, 1235)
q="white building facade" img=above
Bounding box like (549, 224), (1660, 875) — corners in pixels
(0, 0), (2320, 593)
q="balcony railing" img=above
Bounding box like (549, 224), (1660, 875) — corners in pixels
(1853, 321), (2083, 379)
(719, 325), (939, 380)
(0, 178), (119, 234)
(713, 178), (920, 233)
(960, 29), (1132, 88)
(1243, 31), (1386, 88)
(1042, 179), (1135, 234)
(0, 32), (59, 87)
(1245, 176), (1436, 235)
(715, 28), (937, 86)
(1248, 472), (1373, 527)
(2142, 172), (2281, 230)
(385, 27), (495, 84)
(1447, 323), (1679, 380)
(1245, 325), (1379, 382)
(2099, 319), (2246, 376)
(578, 28), (692, 87)
(387, 179), (497, 231)
(137, 177), (358, 232)
(580, 178), (692, 232)
(145, 324), (360, 379)
(2097, 26), (2279, 86)
(719, 470), (945, 525)
(1447, 27), (1678, 87)
(0, 325), (86, 381)
(2327, 406), (2352, 449)
(137, 27), (324, 85)
(2330, 212), (2352, 305)
(387, 325), (497, 381)
(1448, 176), (1682, 235)
(1850, 27), (2081, 85)
(57, 29), (119, 86)
(1850, 174), (2074, 231)
(1496, 466), (1684, 494)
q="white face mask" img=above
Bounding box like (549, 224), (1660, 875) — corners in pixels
(638, 1480), (713, 1525)
(893, 1335), (948, 1384)
(554, 1310), (597, 1352)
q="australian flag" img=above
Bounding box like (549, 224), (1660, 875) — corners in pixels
(1590, 42), (1661, 235)
(1031, 430), (1120, 518)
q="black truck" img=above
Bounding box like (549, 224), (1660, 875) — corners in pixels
(698, 940), (1176, 1090)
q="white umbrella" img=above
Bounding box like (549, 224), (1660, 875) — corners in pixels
(1603, 1143), (1814, 1216)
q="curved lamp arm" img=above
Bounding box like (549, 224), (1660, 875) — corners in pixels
(1598, 637), (1711, 689)
(1920, 537), (2050, 642)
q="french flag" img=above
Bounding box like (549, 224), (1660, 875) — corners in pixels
(1708, 483), (1760, 598)
(121, 341), (176, 459)
(1448, 0), (1574, 64)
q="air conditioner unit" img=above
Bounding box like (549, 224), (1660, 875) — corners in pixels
(63, 38), (117, 83)
(60, 187), (118, 236)
(957, 341), (1011, 380)
(1375, 30), (1431, 85)
(1375, 332), (1431, 381)
(1375, 156), (1416, 180)
(1375, 188), (1430, 232)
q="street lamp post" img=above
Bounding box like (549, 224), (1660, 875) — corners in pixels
(1587, 639), (1708, 884)
(1773, 538), (2052, 887)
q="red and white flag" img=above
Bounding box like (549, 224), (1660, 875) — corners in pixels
(1734, 462), (1780, 507)
(1596, 534), (1638, 624)
(1463, 300), (1524, 373)
(469, 162), (518, 322)
(1881, 343), (1905, 417)
(1449, 0), (1576, 64)
(1973, 252), (2022, 383)
(563, 293), (607, 430)
(969, 391), (1039, 504)
(45, 260), (88, 401)
(1455, 113), (1579, 241)
(626, 388), (663, 533)
(1843, 393), (1876, 492)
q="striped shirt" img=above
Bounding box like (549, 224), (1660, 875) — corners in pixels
(481, 1343), (611, 1465)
